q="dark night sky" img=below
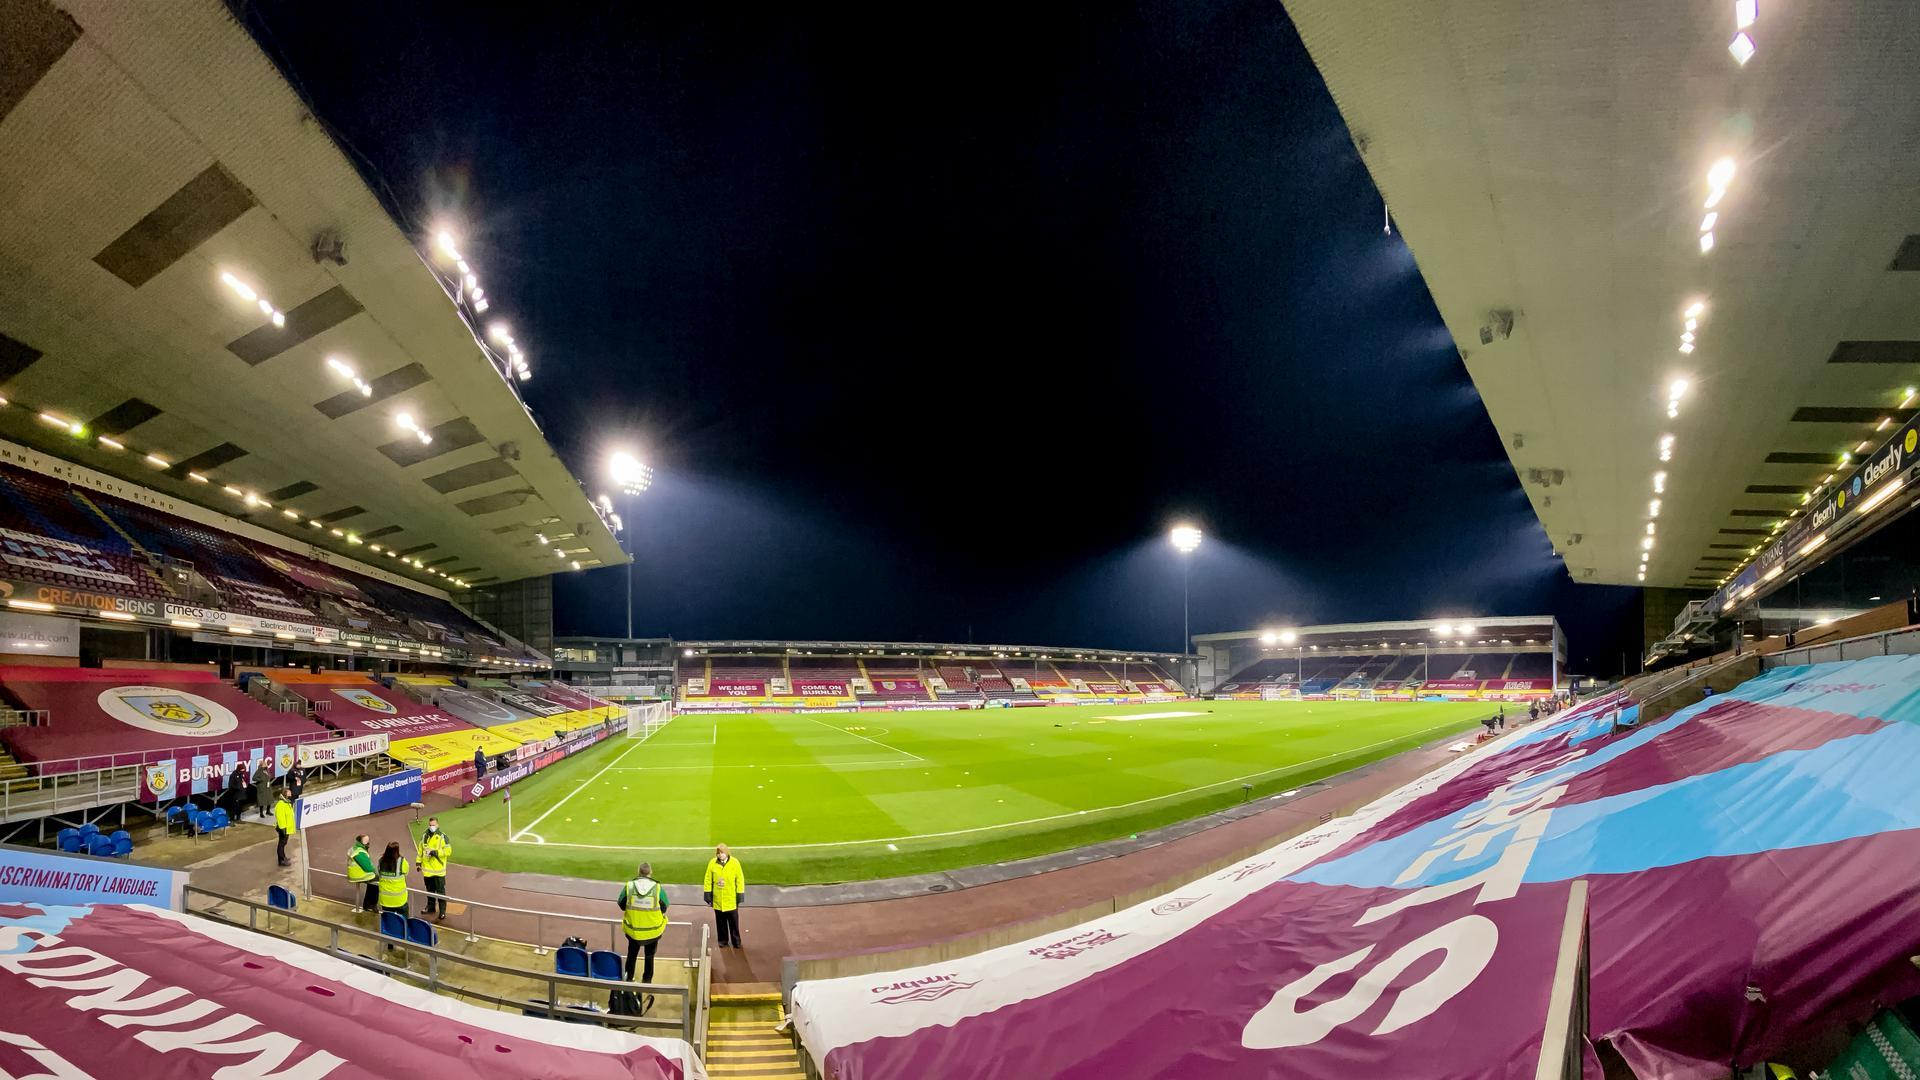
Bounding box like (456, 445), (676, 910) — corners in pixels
(234, 1), (1643, 673)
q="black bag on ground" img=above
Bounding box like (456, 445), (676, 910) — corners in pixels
(609, 989), (643, 1016)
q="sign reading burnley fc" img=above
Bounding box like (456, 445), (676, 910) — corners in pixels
(97, 685), (239, 737)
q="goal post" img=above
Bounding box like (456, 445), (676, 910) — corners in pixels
(625, 701), (672, 739)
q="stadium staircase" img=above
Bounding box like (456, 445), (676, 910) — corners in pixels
(706, 1000), (804, 1079)
(66, 489), (178, 596)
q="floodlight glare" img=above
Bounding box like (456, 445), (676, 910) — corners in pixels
(610, 451), (653, 496)
(1278, 629), (1298, 645)
(1259, 631), (1278, 646)
(1169, 525), (1202, 553)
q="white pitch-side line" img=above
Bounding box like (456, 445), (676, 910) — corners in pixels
(800, 715), (924, 762)
(611, 758), (905, 770)
(510, 711), (676, 841)
(512, 718), (1468, 853)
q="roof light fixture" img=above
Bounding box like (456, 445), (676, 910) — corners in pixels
(1855, 477), (1905, 517)
(1699, 232), (1715, 254)
(1685, 300), (1707, 318)
(1700, 212), (1718, 233)
(1653, 471), (1667, 493)
(188, 471), (208, 483)
(1735, 0), (1757, 31)
(97, 436), (124, 451)
(1729, 32), (1755, 65)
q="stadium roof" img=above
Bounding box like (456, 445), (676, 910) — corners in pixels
(1195, 614), (1558, 650)
(676, 639), (1191, 661)
(1283, 0), (1920, 591)
(0, 0), (626, 589)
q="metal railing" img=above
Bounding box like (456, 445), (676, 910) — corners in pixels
(183, 885), (699, 1041)
(1765, 621), (1920, 669)
(0, 709), (48, 729)
(0, 728), (352, 825)
(306, 864), (689, 955)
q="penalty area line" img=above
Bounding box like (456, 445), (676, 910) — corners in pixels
(509, 710), (675, 842)
(801, 715), (923, 762)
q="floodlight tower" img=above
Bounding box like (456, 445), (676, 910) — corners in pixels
(1169, 524), (1202, 687)
(608, 451), (654, 640)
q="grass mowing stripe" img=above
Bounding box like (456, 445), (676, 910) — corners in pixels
(433, 699), (1492, 883)
(519, 717), (1471, 853)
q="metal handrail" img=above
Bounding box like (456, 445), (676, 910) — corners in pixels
(183, 885), (695, 1040)
(0, 709), (48, 729)
(694, 923), (712, 1059)
(7, 727), (348, 776)
(306, 864), (693, 955)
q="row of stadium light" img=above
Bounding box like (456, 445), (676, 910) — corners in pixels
(1658, 3), (1755, 583)
(14, 370), (471, 592)
(431, 231), (529, 384)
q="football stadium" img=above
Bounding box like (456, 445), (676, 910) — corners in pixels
(3, 1), (1920, 1078)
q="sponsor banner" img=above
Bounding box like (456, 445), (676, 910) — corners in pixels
(1086, 682), (1126, 694)
(162, 602), (339, 643)
(255, 549), (369, 600)
(298, 732), (390, 766)
(500, 691), (568, 717)
(1, 551), (133, 585)
(0, 902), (706, 1079)
(1484, 679), (1550, 693)
(0, 610), (79, 656)
(0, 578), (161, 618)
(0, 843), (184, 909)
(296, 768), (422, 829)
(453, 725), (611, 804)
(794, 680), (850, 697)
(873, 678), (926, 694)
(711, 679), (766, 697)
(390, 729), (525, 775)
(1420, 679), (1482, 692)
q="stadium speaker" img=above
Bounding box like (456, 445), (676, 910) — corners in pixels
(1478, 309), (1515, 344)
(311, 229), (347, 266)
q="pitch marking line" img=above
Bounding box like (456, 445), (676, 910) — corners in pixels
(800, 715), (924, 762)
(608, 759), (909, 771)
(510, 718), (1469, 853)
(509, 710), (676, 842)
(1099, 710), (1205, 721)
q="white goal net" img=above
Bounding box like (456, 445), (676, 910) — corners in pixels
(625, 701), (672, 739)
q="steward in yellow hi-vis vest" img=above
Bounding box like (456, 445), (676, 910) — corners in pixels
(347, 835), (378, 912)
(376, 842), (410, 917)
(417, 818), (453, 921)
(704, 844), (746, 949)
(617, 862), (670, 984)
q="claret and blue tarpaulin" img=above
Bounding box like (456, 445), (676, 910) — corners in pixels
(0, 901), (706, 1079)
(794, 654), (1920, 1078)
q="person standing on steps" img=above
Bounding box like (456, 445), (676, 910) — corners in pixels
(616, 860), (669, 1008)
(704, 843), (746, 949)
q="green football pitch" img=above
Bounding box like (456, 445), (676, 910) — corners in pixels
(427, 699), (1492, 885)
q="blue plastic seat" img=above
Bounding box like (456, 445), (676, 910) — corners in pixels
(76, 822), (99, 840)
(56, 828), (80, 853)
(109, 829), (130, 845)
(109, 835), (133, 858)
(406, 918), (437, 948)
(86, 835), (113, 857)
(210, 808), (229, 829)
(266, 884), (295, 929)
(379, 911), (407, 941)
(554, 945), (589, 978)
(588, 950), (624, 981)
(192, 811), (214, 834)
